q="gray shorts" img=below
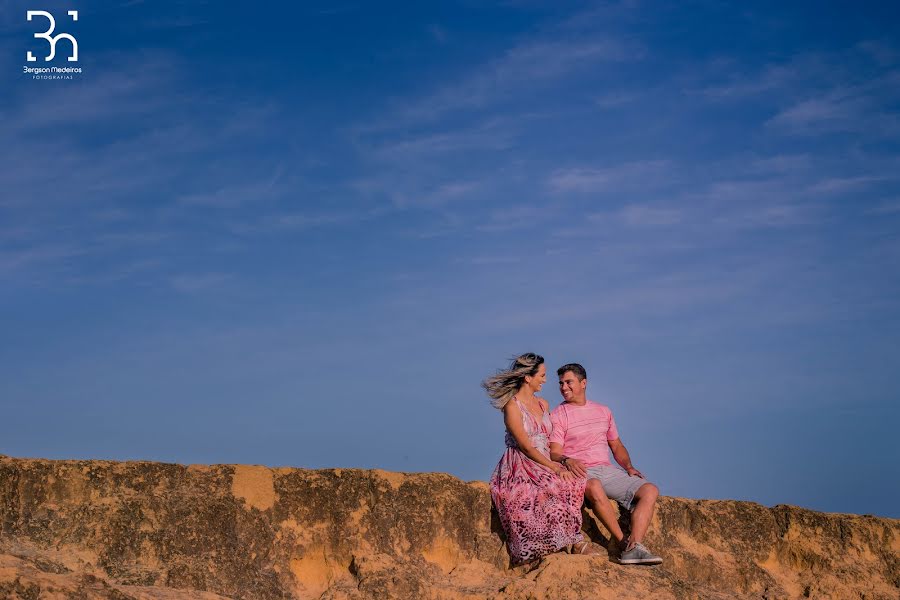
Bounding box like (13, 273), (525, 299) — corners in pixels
(585, 465), (649, 511)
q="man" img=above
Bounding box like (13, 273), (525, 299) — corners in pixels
(549, 363), (663, 565)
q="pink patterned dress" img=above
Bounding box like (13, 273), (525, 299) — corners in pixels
(490, 397), (586, 563)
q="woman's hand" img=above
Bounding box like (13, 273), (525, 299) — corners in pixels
(563, 457), (588, 478)
(555, 465), (575, 481)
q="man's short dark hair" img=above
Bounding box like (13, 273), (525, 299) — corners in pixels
(557, 363), (587, 381)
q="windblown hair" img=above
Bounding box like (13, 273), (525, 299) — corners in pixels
(482, 352), (545, 410)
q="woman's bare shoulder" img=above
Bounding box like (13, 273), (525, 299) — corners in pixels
(503, 398), (521, 414)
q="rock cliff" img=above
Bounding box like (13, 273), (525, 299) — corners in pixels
(0, 455), (896, 599)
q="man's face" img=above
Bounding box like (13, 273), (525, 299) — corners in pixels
(558, 371), (587, 402)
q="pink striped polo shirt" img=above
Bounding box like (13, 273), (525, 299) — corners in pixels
(549, 400), (619, 467)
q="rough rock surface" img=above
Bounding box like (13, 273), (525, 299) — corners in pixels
(0, 455), (896, 599)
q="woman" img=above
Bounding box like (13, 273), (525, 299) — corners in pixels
(484, 352), (599, 563)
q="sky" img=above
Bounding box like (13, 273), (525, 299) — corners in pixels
(1, 1), (898, 518)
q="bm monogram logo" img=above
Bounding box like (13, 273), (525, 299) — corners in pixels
(26, 10), (79, 62)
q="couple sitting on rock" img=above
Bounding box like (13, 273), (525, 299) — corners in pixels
(484, 353), (662, 566)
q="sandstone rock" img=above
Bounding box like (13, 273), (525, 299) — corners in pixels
(0, 455), (896, 599)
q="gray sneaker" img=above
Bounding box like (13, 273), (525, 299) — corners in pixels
(617, 542), (663, 565)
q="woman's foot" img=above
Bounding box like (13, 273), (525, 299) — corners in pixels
(570, 540), (603, 555)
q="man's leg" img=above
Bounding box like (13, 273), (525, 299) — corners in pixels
(626, 482), (659, 547)
(585, 478), (625, 544)
(587, 468), (663, 565)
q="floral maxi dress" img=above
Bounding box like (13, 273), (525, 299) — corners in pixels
(490, 398), (586, 563)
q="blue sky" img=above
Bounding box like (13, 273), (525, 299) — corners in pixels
(2, 1), (899, 518)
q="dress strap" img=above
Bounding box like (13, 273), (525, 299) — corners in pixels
(514, 396), (545, 429)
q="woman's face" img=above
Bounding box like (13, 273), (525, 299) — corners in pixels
(525, 363), (547, 392)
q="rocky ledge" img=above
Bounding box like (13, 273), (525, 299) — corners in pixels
(0, 455), (896, 599)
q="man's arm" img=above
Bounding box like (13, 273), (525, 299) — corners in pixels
(608, 438), (644, 478)
(549, 442), (565, 462)
(550, 442), (587, 478)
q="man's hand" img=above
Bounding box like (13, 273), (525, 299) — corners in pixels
(564, 457), (587, 478)
(626, 466), (644, 478)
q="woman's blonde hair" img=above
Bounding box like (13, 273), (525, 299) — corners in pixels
(481, 352), (545, 410)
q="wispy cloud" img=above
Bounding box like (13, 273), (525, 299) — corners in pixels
(63, 258), (162, 286)
(747, 154), (812, 174)
(807, 175), (887, 194)
(683, 43), (900, 148)
(617, 205), (683, 227)
(426, 24), (448, 44)
(476, 205), (552, 233)
(366, 118), (517, 161)
(711, 202), (823, 229)
(466, 269), (758, 333)
(547, 161), (670, 194)
(0, 47), (301, 285)
(0, 244), (85, 273)
(765, 73), (900, 137)
(364, 36), (642, 131)
(229, 208), (381, 235)
(178, 168), (285, 208)
(594, 91), (641, 108)
(170, 272), (231, 293)
(392, 180), (483, 209)
(692, 61), (798, 101)
(768, 92), (864, 130)
(856, 40), (899, 66)
(7, 52), (175, 132)
(866, 200), (900, 215)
